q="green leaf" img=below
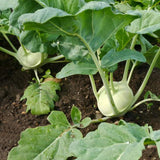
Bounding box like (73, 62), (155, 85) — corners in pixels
(9, 0), (42, 29)
(156, 141), (160, 157)
(115, 2), (132, 13)
(56, 61), (97, 78)
(35, 0), (85, 14)
(0, 0), (18, 10)
(116, 29), (134, 51)
(85, 0), (114, 3)
(21, 81), (60, 115)
(70, 122), (150, 160)
(8, 111), (82, 160)
(34, 128), (82, 160)
(76, 2), (136, 52)
(0, 9), (11, 34)
(100, 35), (117, 58)
(126, 10), (160, 34)
(101, 49), (146, 68)
(19, 2), (136, 54)
(47, 111), (70, 128)
(144, 91), (160, 101)
(20, 30), (59, 54)
(58, 36), (88, 61)
(71, 106), (82, 124)
(79, 117), (92, 128)
(150, 130), (160, 157)
(134, 0), (152, 7)
(138, 35), (153, 54)
(7, 125), (64, 160)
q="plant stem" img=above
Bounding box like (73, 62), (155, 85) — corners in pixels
(2, 33), (17, 52)
(86, 52), (119, 114)
(110, 72), (116, 93)
(89, 75), (98, 101)
(122, 34), (138, 82)
(42, 55), (65, 65)
(133, 48), (160, 105)
(0, 46), (17, 58)
(131, 98), (160, 110)
(75, 36), (119, 115)
(127, 61), (137, 84)
(34, 69), (40, 84)
(91, 116), (110, 124)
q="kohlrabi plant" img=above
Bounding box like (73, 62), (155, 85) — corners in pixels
(2, 0), (160, 159)
(13, 0), (160, 117)
(0, 1), (65, 115)
(1, 0), (160, 117)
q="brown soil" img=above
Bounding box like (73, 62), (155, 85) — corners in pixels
(0, 55), (160, 159)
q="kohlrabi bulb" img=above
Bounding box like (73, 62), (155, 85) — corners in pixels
(97, 81), (134, 117)
(17, 47), (47, 70)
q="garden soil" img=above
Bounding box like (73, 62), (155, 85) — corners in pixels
(0, 55), (160, 160)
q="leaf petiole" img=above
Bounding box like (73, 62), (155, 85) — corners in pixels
(133, 47), (160, 105)
(122, 34), (138, 82)
(131, 98), (160, 110)
(89, 75), (98, 101)
(2, 33), (18, 52)
(0, 46), (17, 58)
(34, 69), (40, 84)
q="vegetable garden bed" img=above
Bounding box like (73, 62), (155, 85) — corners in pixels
(0, 56), (160, 160)
(1, 0), (160, 160)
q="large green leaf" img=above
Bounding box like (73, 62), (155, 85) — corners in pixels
(34, 128), (82, 160)
(76, 2), (136, 52)
(70, 122), (150, 160)
(35, 0), (85, 14)
(126, 10), (160, 34)
(56, 61), (97, 78)
(0, 0), (18, 10)
(9, 0), (42, 29)
(21, 81), (60, 115)
(18, 1), (137, 58)
(8, 111), (82, 160)
(101, 49), (146, 68)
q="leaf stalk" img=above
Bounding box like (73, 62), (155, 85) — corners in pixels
(133, 47), (160, 105)
(89, 75), (98, 101)
(122, 34), (138, 82)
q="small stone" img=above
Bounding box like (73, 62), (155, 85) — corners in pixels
(44, 77), (61, 83)
(22, 104), (27, 107)
(21, 111), (26, 115)
(12, 102), (16, 105)
(85, 95), (89, 99)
